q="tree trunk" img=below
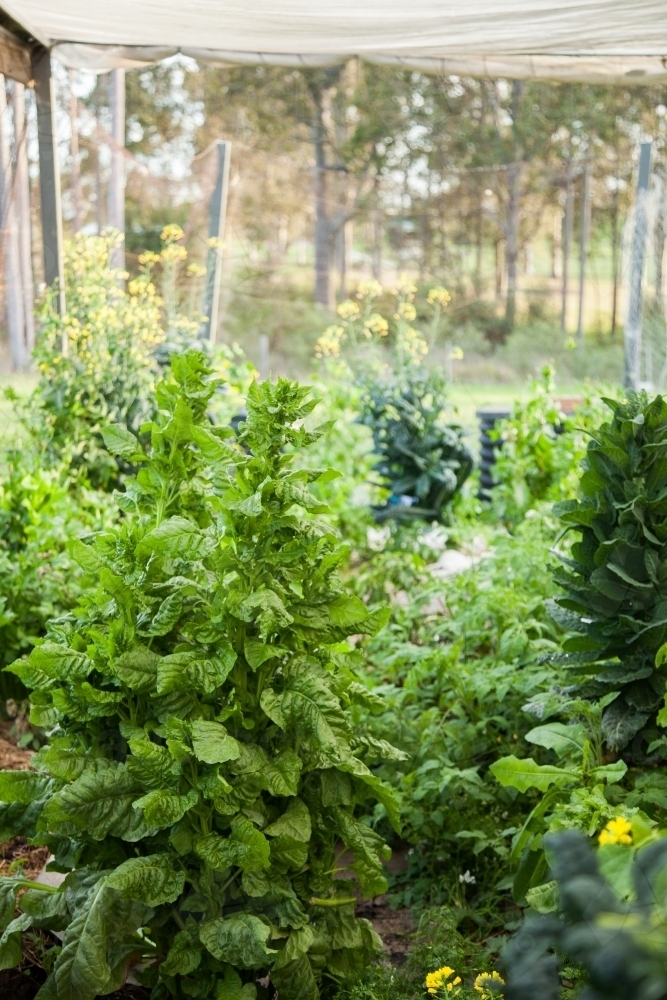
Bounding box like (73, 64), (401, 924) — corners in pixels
(475, 191), (483, 296)
(69, 69), (82, 233)
(576, 156), (591, 343)
(504, 80), (524, 330)
(505, 160), (522, 328)
(12, 81), (34, 355)
(0, 76), (27, 370)
(561, 158), (574, 332)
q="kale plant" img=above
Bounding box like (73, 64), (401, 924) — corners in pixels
(359, 368), (473, 523)
(551, 392), (667, 755)
(502, 828), (667, 1000)
(0, 352), (397, 1000)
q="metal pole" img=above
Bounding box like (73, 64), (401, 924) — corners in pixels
(108, 68), (125, 270)
(69, 69), (82, 234)
(200, 140), (231, 343)
(576, 155), (591, 343)
(12, 81), (35, 355)
(32, 46), (66, 331)
(625, 140), (653, 390)
(0, 74), (27, 370)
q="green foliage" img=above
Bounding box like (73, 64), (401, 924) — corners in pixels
(490, 367), (609, 526)
(350, 513), (560, 917)
(359, 368), (473, 523)
(0, 451), (114, 699)
(0, 352), (398, 1000)
(490, 696), (634, 905)
(501, 828), (667, 1000)
(27, 232), (164, 489)
(551, 391), (667, 755)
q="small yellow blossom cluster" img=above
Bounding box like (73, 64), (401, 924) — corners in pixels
(187, 262), (207, 278)
(397, 325), (428, 363)
(161, 223), (184, 244)
(425, 967), (461, 995)
(599, 816), (632, 846)
(315, 324), (346, 359)
(395, 275), (417, 298)
(364, 313), (389, 337)
(474, 971), (505, 998)
(337, 299), (361, 320)
(428, 286), (452, 307)
(395, 301), (417, 322)
(356, 278), (383, 299)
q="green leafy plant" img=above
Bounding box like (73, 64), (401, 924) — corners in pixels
(490, 367), (608, 526)
(0, 351), (399, 1000)
(501, 827), (667, 1000)
(551, 391), (667, 756)
(490, 699), (632, 905)
(24, 231), (164, 489)
(359, 368), (473, 523)
(0, 451), (114, 700)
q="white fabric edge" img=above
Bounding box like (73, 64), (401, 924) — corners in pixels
(52, 42), (667, 83)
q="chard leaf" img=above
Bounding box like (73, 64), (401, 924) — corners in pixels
(264, 798), (311, 842)
(138, 516), (214, 561)
(45, 761), (154, 841)
(199, 913), (276, 968)
(105, 853), (185, 906)
(112, 645), (159, 693)
(29, 643), (93, 682)
(133, 788), (199, 828)
(0, 770), (48, 805)
(271, 953), (318, 1000)
(102, 424), (143, 460)
(0, 912), (32, 971)
(191, 720), (241, 764)
(161, 929), (202, 976)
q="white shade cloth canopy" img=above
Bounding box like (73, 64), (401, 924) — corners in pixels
(3, 0), (667, 83)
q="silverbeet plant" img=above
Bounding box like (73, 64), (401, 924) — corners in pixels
(0, 351), (399, 1000)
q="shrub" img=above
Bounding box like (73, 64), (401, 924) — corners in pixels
(0, 352), (398, 1000)
(26, 231), (164, 489)
(501, 827), (667, 1000)
(551, 391), (667, 756)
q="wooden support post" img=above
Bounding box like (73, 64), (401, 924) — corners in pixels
(108, 68), (125, 270)
(0, 73), (27, 370)
(69, 69), (82, 233)
(13, 81), (35, 355)
(560, 158), (574, 333)
(32, 46), (66, 335)
(625, 140), (653, 390)
(200, 140), (231, 343)
(576, 155), (591, 343)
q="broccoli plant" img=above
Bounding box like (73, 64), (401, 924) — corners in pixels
(552, 392), (667, 756)
(0, 352), (397, 1000)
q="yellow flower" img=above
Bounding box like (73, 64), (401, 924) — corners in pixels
(161, 223), (184, 244)
(364, 313), (389, 337)
(425, 967), (461, 995)
(315, 325), (346, 359)
(207, 236), (225, 250)
(187, 262), (207, 277)
(450, 346), (464, 361)
(161, 244), (188, 263)
(395, 275), (417, 298)
(356, 278), (383, 299)
(138, 251), (160, 266)
(599, 816), (632, 846)
(474, 971), (505, 997)
(428, 286), (452, 306)
(336, 299), (360, 320)
(396, 301), (417, 322)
